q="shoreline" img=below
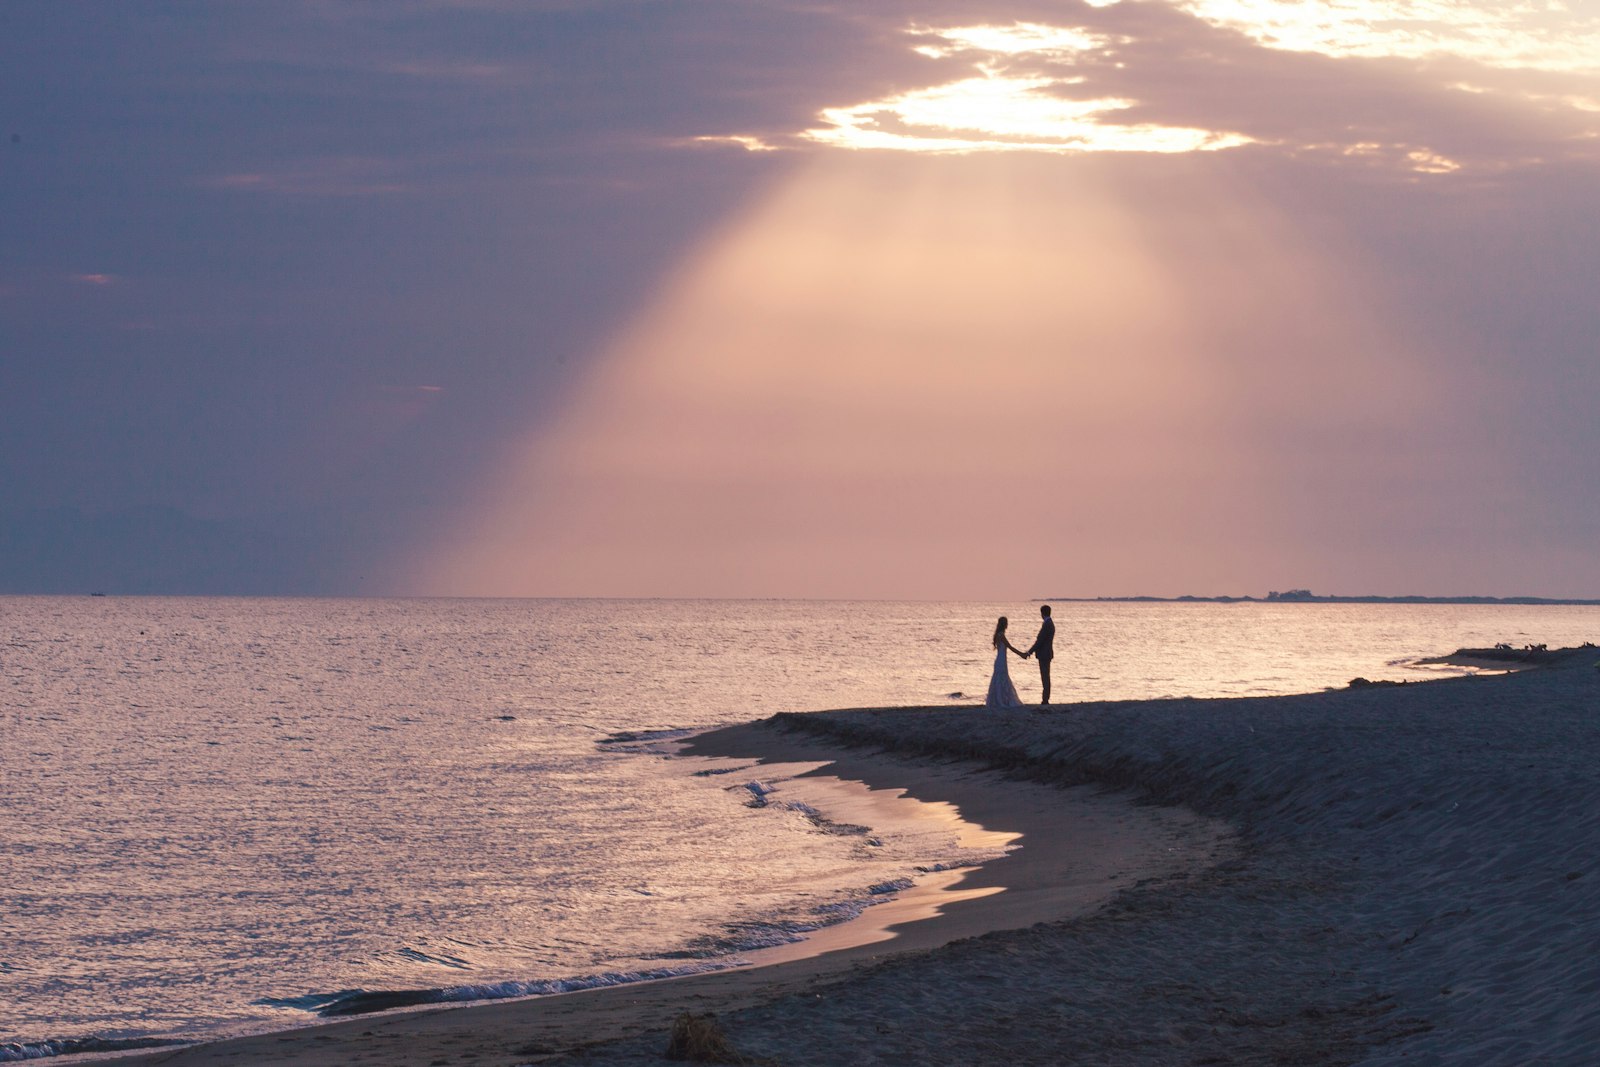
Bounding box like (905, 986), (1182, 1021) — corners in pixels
(85, 648), (1600, 1065)
(92, 731), (1221, 1066)
(677, 724), (1229, 968)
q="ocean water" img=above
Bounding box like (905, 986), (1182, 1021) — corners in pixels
(3, 596), (1597, 1057)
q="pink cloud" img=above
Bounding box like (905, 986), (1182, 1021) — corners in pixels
(200, 159), (409, 197)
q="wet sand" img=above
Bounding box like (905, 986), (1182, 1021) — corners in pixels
(102, 728), (1220, 1066)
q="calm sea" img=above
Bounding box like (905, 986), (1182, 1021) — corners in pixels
(4, 597), (1597, 1057)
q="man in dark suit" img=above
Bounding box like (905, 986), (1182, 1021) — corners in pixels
(1022, 604), (1055, 705)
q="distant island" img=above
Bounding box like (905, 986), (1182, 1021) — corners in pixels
(1050, 589), (1600, 606)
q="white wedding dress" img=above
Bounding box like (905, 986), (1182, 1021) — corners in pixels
(985, 643), (1022, 709)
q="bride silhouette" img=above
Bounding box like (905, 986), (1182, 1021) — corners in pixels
(985, 616), (1025, 709)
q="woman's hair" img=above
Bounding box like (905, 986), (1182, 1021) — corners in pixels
(993, 616), (1008, 648)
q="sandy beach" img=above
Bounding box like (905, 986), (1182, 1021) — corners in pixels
(99, 647), (1599, 1066)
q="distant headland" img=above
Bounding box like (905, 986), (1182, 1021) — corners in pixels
(1049, 589), (1600, 606)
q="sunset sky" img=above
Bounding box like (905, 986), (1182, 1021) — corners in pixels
(3, 1), (1597, 597)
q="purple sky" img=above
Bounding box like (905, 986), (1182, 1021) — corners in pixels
(3, 1), (1597, 597)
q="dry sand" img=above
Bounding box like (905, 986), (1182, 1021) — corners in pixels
(99, 648), (1600, 1066)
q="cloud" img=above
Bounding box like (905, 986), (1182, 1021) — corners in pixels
(804, 71), (1255, 154)
(684, 4), (1600, 177)
(688, 134), (783, 152)
(202, 159), (411, 197)
(1171, 0), (1600, 73)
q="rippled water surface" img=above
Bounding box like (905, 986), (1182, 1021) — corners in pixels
(4, 597), (1597, 1054)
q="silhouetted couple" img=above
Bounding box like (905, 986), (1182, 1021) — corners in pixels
(985, 605), (1055, 710)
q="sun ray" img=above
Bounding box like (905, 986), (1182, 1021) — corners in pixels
(404, 152), (1462, 598)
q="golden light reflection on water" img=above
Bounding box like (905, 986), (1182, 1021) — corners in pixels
(682, 756), (1017, 966)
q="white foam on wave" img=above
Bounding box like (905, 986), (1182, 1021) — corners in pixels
(438, 961), (735, 1002)
(0, 1037), (184, 1062)
(656, 874), (920, 959)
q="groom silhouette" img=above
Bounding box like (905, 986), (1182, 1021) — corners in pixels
(1022, 605), (1055, 705)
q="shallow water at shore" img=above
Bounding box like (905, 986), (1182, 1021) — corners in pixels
(4, 597), (1597, 1054)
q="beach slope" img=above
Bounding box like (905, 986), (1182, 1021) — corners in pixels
(568, 650), (1600, 1065)
(107, 649), (1599, 1066)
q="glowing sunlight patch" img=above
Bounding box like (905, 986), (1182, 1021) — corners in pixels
(1336, 141), (1463, 173)
(692, 134), (781, 152)
(805, 25), (1252, 155)
(1176, 0), (1600, 74)
(1406, 148), (1461, 174)
(910, 22), (1113, 59)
